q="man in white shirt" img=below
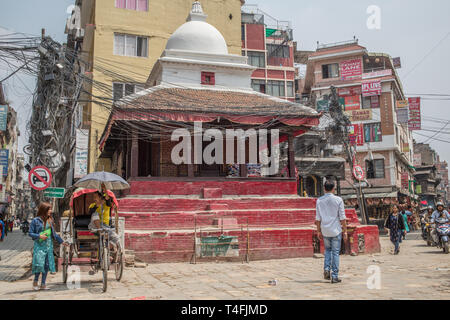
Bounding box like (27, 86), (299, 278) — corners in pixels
(315, 180), (348, 283)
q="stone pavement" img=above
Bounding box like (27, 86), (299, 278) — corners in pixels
(0, 229), (34, 281)
(0, 231), (449, 299)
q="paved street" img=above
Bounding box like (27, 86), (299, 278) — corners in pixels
(0, 229), (34, 282)
(0, 231), (449, 300)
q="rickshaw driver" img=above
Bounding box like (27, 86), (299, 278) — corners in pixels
(87, 191), (121, 250)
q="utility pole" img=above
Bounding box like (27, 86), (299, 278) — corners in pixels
(328, 86), (369, 225)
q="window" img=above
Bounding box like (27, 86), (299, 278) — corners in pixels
(362, 96), (371, 109)
(267, 44), (290, 58)
(322, 63), (339, 79)
(113, 83), (143, 101)
(114, 34), (148, 57)
(286, 81), (294, 97)
(364, 123), (382, 142)
(116, 0), (148, 11)
(366, 159), (385, 179)
(201, 72), (215, 85)
(247, 51), (265, 68)
(267, 80), (285, 97)
(241, 24), (245, 41)
(251, 79), (266, 93)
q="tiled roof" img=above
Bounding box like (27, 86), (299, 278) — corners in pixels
(116, 86), (319, 117)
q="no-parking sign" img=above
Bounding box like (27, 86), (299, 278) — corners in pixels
(352, 165), (365, 181)
(28, 166), (52, 191)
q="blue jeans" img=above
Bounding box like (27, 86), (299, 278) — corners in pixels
(34, 255), (49, 285)
(323, 234), (342, 279)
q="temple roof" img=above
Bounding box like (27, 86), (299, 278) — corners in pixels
(115, 85), (319, 117)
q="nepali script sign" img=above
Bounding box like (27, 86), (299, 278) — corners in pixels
(362, 80), (381, 97)
(408, 97), (421, 131)
(340, 59), (362, 81)
(74, 129), (89, 178)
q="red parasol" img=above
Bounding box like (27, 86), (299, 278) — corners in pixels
(70, 188), (119, 209)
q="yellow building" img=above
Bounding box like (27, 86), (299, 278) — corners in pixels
(67, 0), (244, 173)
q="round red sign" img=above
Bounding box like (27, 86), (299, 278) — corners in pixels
(353, 165), (365, 181)
(28, 166), (52, 191)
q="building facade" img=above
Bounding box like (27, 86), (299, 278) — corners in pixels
(241, 5), (295, 101)
(66, 0), (244, 176)
(302, 40), (416, 218)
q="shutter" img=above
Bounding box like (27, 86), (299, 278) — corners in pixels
(116, 0), (126, 8)
(137, 0), (148, 11)
(126, 0), (136, 10)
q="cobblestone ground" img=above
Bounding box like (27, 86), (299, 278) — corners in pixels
(0, 230), (33, 282)
(0, 231), (449, 300)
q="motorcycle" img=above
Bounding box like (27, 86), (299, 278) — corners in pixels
(435, 218), (450, 254)
(424, 223), (433, 247)
(21, 223), (29, 235)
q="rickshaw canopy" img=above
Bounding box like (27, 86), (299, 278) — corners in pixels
(70, 188), (119, 209)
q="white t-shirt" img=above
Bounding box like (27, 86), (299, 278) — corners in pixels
(316, 193), (346, 237)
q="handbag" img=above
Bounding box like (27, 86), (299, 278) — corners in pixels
(39, 228), (51, 242)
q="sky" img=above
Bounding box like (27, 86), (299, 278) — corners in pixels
(0, 0), (450, 165)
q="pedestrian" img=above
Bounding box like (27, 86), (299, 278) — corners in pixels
(315, 180), (347, 284)
(399, 204), (410, 240)
(29, 202), (68, 291)
(0, 217), (4, 242)
(384, 204), (406, 254)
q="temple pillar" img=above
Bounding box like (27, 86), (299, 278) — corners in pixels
(130, 130), (139, 178)
(288, 134), (296, 178)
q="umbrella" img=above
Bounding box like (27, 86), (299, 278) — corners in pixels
(74, 171), (130, 191)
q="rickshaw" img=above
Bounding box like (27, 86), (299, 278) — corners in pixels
(62, 188), (124, 292)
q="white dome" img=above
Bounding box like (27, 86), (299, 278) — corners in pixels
(165, 2), (228, 55)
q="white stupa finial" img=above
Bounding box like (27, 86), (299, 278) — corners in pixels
(187, 1), (207, 22)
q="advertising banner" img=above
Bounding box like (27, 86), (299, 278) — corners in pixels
(339, 59), (362, 81)
(0, 105), (7, 131)
(344, 95), (361, 111)
(362, 80), (382, 97)
(347, 109), (372, 122)
(397, 107), (409, 124)
(396, 100), (409, 109)
(401, 172), (409, 190)
(362, 69), (392, 79)
(74, 129), (89, 179)
(408, 97), (421, 131)
(393, 57), (402, 69)
(353, 124), (364, 146)
(0, 150), (8, 176)
(413, 154), (422, 167)
(316, 97), (344, 112)
(338, 86), (362, 97)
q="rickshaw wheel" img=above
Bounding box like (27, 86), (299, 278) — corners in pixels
(102, 246), (108, 292)
(62, 246), (68, 284)
(115, 248), (123, 281)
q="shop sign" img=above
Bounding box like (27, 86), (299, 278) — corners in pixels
(401, 172), (409, 190)
(393, 57), (402, 69)
(338, 86), (362, 97)
(416, 185), (422, 194)
(316, 97), (344, 112)
(347, 109), (372, 122)
(344, 95), (361, 111)
(396, 100), (409, 109)
(0, 105), (7, 132)
(413, 154), (422, 167)
(362, 79), (382, 97)
(339, 59), (362, 81)
(362, 69), (392, 79)
(408, 97), (421, 131)
(397, 107), (409, 124)
(0, 150), (8, 176)
(74, 129), (89, 178)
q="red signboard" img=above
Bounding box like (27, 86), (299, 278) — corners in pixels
(408, 97), (421, 131)
(340, 59), (362, 81)
(353, 124), (364, 146)
(338, 86), (362, 97)
(362, 80), (382, 97)
(353, 165), (365, 181)
(401, 172), (409, 190)
(344, 95), (361, 111)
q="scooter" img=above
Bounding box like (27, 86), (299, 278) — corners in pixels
(435, 218), (450, 254)
(424, 223), (433, 247)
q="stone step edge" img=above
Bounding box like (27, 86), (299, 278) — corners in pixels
(118, 208), (317, 215)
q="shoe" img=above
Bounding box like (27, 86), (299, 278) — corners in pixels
(331, 278), (342, 284)
(40, 285), (50, 290)
(324, 271), (331, 280)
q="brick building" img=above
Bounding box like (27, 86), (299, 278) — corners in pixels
(301, 39), (416, 219)
(241, 5), (295, 101)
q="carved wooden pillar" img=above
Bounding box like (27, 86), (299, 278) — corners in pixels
(288, 134), (295, 178)
(130, 130), (139, 178)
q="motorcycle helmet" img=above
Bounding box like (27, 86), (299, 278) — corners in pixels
(436, 201), (444, 209)
(428, 205), (434, 211)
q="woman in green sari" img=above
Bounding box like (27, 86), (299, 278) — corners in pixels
(29, 202), (68, 290)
